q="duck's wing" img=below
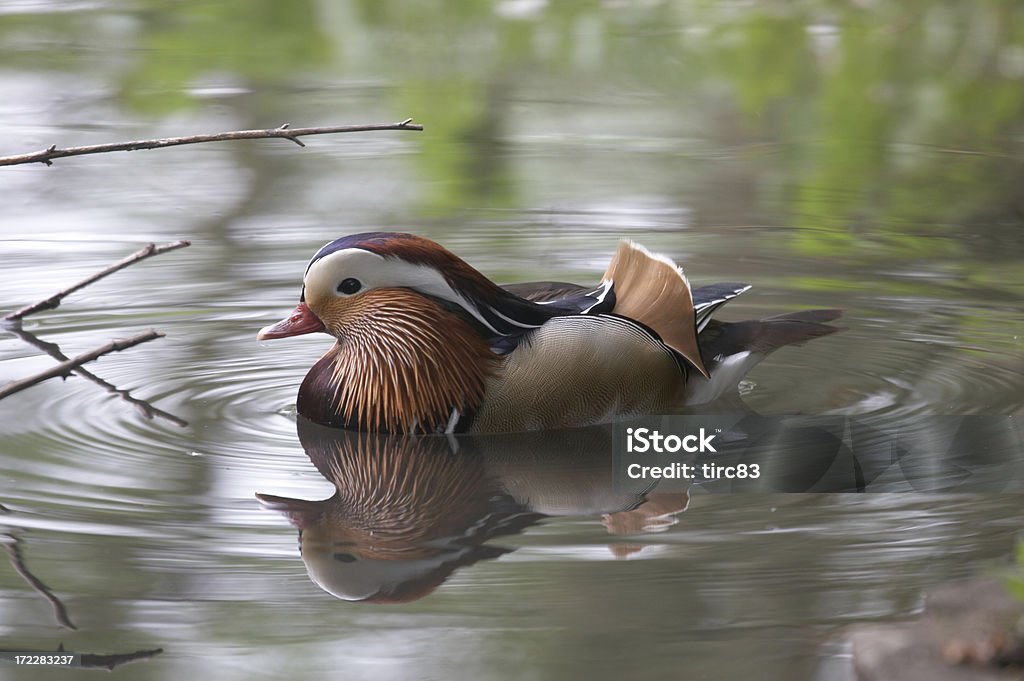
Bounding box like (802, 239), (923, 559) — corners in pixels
(501, 281), (587, 302)
(501, 280), (615, 314)
(506, 278), (753, 331)
(692, 283), (752, 332)
(504, 247), (749, 378)
(602, 241), (709, 377)
(470, 313), (687, 432)
(475, 244), (841, 428)
(489, 280), (616, 355)
(480, 242), (711, 430)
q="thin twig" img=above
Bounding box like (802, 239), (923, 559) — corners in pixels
(0, 119), (423, 167)
(9, 327), (187, 426)
(4, 240), (190, 321)
(0, 330), (163, 400)
(2, 534), (77, 630)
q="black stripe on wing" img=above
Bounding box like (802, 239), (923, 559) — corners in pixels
(692, 283), (751, 333)
(538, 280), (615, 315)
(479, 300), (551, 335)
(501, 281), (588, 302)
(486, 281), (618, 355)
(501, 280), (616, 315)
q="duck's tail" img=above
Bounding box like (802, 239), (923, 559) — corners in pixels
(685, 308), (843, 405)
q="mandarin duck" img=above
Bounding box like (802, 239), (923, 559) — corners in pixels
(258, 232), (840, 433)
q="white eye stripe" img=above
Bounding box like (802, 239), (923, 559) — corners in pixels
(304, 249), (386, 299)
(303, 248), (503, 332)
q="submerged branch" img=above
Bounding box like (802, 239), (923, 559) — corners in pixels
(79, 647), (166, 671)
(2, 535), (76, 630)
(9, 327), (187, 426)
(0, 119), (423, 167)
(0, 330), (163, 400)
(5, 240), (190, 321)
(0, 645), (164, 670)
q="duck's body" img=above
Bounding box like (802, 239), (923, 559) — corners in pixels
(258, 232), (839, 433)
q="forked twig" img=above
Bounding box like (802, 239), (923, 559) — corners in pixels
(4, 240), (190, 321)
(2, 534), (76, 630)
(9, 327), (187, 426)
(0, 119), (423, 167)
(0, 330), (163, 400)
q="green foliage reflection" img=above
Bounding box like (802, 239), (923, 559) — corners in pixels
(2, 0), (1021, 260)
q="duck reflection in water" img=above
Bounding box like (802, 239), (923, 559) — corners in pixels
(257, 417), (689, 603)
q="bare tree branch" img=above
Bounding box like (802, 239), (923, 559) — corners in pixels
(5, 240), (190, 321)
(0, 119), (423, 167)
(2, 534), (76, 630)
(9, 327), (187, 426)
(0, 331), (163, 400)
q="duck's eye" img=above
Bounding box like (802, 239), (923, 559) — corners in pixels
(337, 278), (362, 295)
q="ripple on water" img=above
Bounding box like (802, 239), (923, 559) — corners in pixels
(0, 311), (326, 524)
(742, 313), (1022, 418)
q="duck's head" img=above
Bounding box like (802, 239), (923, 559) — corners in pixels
(258, 231), (519, 342)
(257, 232), (559, 433)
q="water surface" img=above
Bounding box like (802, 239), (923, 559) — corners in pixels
(1, 1), (1022, 679)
